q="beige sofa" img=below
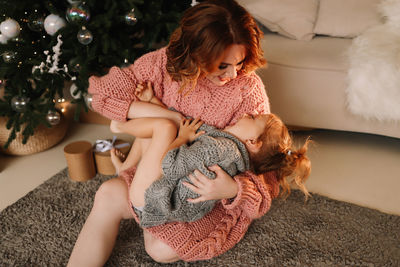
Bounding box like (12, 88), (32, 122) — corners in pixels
(238, 0), (400, 139)
(257, 33), (400, 139)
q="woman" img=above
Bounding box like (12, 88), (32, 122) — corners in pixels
(68, 0), (279, 265)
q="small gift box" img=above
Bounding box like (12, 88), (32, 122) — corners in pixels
(64, 140), (96, 182)
(93, 136), (131, 175)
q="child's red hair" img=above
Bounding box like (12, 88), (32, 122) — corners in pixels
(250, 114), (312, 199)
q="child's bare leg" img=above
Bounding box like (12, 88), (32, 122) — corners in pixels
(129, 119), (178, 207)
(127, 101), (183, 126)
(110, 137), (142, 175)
(109, 115), (169, 175)
(110, 148), (125, 174)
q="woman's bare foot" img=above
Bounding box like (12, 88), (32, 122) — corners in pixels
(110, 148), (126, 175)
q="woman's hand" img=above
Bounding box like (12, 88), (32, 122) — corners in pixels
(183, 165), (239, 203)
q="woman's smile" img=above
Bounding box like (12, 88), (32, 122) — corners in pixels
(206, 44), (246, 86)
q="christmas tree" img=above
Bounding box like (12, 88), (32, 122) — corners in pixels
(0, 0), (191, 148)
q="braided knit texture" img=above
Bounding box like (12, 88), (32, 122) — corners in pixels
(88, 48), (270, 127)
(91, 47), (279, 261)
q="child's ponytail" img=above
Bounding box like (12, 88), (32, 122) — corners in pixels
(278, 138), (312, 200)
(249, 114), (312, 200)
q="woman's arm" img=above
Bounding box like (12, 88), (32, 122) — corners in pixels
(183, 167), (278, 219)
(88, 48), (167, 121)
(183, 165), (239, 201)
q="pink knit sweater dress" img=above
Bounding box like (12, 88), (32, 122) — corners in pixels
(88, 47), (280, 261)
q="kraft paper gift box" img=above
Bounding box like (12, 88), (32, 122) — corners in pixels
(64, 140), (96, 182)
(93, 137), (131, 175)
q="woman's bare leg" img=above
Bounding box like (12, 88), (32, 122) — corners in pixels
(68, 136), (179, 266)
(143, 230), (179, 263)
(67, 177), (133, 267)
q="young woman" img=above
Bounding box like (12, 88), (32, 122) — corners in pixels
(68, 0), (279, 265)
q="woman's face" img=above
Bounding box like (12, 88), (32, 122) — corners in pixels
(206, 44), (246, 86)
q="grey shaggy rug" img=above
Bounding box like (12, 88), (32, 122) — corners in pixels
(1, 168), (399, 266)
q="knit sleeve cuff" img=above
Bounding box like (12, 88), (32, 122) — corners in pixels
(221, 173), (261, 210)
(221, 171), (274, 219)
(91, 94), (133, 121)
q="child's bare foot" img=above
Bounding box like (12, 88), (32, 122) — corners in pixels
(110, 120), (123, 133)
(110, 148), (126, 174)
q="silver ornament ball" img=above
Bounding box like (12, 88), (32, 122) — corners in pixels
(28, 17), (44, 32)
(28, 10), (44, 32)
(2, 51), (16, 63)
(11, 95), (29, 112)
(46, 110), (61, 126)
(84, 93), (93, 110)
(66, 4), (91, 23)
(0, 18), (20, 39)
(77, 27), (93, 45)
(0, 34), (8, 44)
(44, 14), (66, 36)
(67, 0), (82, 5)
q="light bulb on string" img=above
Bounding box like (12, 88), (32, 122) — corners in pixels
(125, 9), (137, 25)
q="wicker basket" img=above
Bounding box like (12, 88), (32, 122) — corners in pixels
(0, 114), (69, 156)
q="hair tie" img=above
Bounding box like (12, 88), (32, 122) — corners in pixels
(287, 150), (292, 156)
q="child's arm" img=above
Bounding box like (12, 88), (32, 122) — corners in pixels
(166, 118), (205, 152)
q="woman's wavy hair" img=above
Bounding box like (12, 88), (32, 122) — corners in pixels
(166, 0), (266, 93)
(250, 114), (312, 200)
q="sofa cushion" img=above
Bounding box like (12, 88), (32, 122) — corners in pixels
(314, 0), (382, 38)
(237, 0), (319, 41)
(262, 33), (352, 71)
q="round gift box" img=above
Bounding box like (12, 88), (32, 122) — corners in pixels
(94, 139), (131, 175)
(64, 140), (96, 182)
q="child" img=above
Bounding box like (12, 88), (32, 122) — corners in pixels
(110, 82), (311, 228)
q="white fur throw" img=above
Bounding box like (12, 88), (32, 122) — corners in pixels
(346, 0), (400, 121)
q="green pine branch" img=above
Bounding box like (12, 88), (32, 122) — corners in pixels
(0, 0), (190, 148)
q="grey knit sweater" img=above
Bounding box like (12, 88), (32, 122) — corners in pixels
(137, 124), (250, 228)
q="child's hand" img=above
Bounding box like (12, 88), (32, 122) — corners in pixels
(135, 81), (154, 102)
(178, 118), (205, 143)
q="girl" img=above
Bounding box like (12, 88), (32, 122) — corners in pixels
(109, 83), (311, 228)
